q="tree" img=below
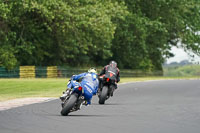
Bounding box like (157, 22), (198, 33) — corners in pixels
(1, 0), (200, 71)
(0, 0), (128, 68)
(113, 0), (200, 71)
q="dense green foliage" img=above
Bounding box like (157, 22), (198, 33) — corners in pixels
(113, 0), (200, 71)
(0, 0), (200, 71)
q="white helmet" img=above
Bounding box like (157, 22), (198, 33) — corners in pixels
(88, 67), (97, 73)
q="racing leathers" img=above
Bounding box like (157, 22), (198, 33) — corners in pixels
(63, 72), (99, 105)
(99, 64), (120, 90)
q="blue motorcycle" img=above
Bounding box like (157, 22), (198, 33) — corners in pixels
(61, 80), (86, 116)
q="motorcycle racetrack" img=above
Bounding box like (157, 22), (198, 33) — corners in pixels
(0, 79), (200, 133)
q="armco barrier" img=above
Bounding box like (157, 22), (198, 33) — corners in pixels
(0, 66), (163, 78)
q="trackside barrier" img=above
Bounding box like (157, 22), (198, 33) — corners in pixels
(35, 66), (47, 78)
(20, 66), (35, 78)
(0, 67), (19, 78)
(47, 66), (58, 78)
(120, 70), (163, 77)
(0, 66), (163, 78)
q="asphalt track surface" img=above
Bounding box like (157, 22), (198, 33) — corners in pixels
(1, 79), (200, 133)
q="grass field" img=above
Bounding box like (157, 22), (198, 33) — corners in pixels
(163, 65), (200, 77)
(0, 77), (199, 101)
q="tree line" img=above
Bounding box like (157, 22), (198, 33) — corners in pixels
(0, 0), (200, 71)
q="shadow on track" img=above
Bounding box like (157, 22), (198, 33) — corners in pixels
(66, 114), (108, 117)
(92, 103), (122, 105)
(47, 113), (109, 117)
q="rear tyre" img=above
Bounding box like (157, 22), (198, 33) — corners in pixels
(99, 86), (108, 104)
(110, 85), (115, 97)
(61, 93), (78, 116)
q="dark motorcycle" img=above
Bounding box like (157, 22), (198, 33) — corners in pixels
(61, 80), (85, 116)
(98, 76), (116, 104)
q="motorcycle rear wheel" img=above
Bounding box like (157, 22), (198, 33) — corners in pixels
(99, 86), (108, 104)
(61, 93), (78, 116)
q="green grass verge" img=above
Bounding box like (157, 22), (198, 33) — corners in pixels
(0, 78), (68, 101)
(0, 77), (199, 101)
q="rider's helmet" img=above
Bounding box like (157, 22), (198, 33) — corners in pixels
(109, 60), (117, 67)
(88, 67), (97, 74)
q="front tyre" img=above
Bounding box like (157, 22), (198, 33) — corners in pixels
(99, 86), (108, 104)
(61, 93), (78, 116)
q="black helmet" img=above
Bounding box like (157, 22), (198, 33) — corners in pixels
(109, 60), (117, 67)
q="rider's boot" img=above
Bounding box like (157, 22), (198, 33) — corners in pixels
(83, 100), (90, 106)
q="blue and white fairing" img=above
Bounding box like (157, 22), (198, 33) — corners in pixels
(67, 72), (99, 104)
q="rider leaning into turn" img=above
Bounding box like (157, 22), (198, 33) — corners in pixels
(60, 67), (99, 105)
(99, 61), (120, 94)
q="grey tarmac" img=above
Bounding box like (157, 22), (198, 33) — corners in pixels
(0, 79), (200, 133)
